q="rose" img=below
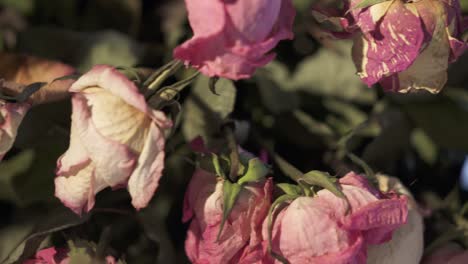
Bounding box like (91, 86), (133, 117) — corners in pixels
(184, 169), (272, 263)
(55, 65), (172, 215)
(0, 101), (29, 160)
(263, 172), (408, 263)
(173, 0), (295, 80)
(367, 174), (424, 264)
(313, 0), (467, 93)
(0, 53), (75, 161)
(0, 52), (75, 104)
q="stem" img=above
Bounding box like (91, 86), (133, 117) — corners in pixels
(224, 125), (240, 183)
(147, 71), (200, 108)
(145, 60), (183, 92)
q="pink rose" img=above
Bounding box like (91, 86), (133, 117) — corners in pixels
(183, 169), (273, 263)
(263, 172), (408, 264)
(173, 0), (295, 80)
(0, 101), (29, 160)
(422, 243), (468, 264)
(314, 0), (467, 93)
(55, 65), (172, 215)
(23, 247), (117, 264)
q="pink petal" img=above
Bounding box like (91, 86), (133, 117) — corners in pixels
(183, 0), (226, 37)
(269, 197), (360, 263)
(174, 0), (295, 80)
(55, 161), (96, 215)
(225, 0), (282, 42)
(352, 2), (425, 86)
(342, 197), (408, 244)
(56, 115), (90, 176)
(71, 95), (137, 188)
(339, 172), (381, 198)
(128, 122), (166, 209)
(69, 65), (150, 116)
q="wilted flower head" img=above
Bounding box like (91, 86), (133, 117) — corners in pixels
(174, 0), (295, 80)
(55, 65), (172, 215)
(367, 174), (424, 264)
(264, 172), (408, 263)
(0, 53), (74, 161)
(0, 52), (75, 104)
(184, 168), (272, 263)
(314, 0), (467, 93)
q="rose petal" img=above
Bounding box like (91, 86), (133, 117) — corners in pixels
(128, 122), (166, 209)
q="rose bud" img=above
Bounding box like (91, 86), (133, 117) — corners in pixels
(0, 101), (29, 160)
(55, 65), (172, 215)
(184, 168), (272, 263)
(422, 243), (468, 264)
(173, 0), (295, 80)
(367, 174), (424, 264)
(313, 0), (467, 93)
(264, 172), (408, 263)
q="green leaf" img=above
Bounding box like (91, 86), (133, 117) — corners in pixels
(0, 0), (34, 15)
(217, 181), (243, 241)
(289, 41), (376, 104)
(15, 82), (47, 103)
(293, 110), (334, 138)
(299, 171), (346, 199)
(182, 76), (237, 146)
(273, 154), (303, 182)
(276, 183), (303, 196)
(424, 226), (463, 255)
(256, 62), (299, 114)
(52, 74), (81, 82)
(67, 241), (94, 264)
(209, 77), (220, 95)
(362, 107), (412, 170)
(237, 158), (270, 185)
(17, 27), (145, 72)
(353, 0), (391, 10)
(411, 129), (438, 165)
(2, 208), (91, 264)
(346, 152), (376, 185)
(197, 153), (227, 179)
(401, 94), (468, 151)
(0, 150), (35, 202)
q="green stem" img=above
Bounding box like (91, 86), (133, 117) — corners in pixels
(224, 125), (240, 183)
(145, 60), (183, 91)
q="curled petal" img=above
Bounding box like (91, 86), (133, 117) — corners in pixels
(174, 0), (295, 80)
(128, 122), (166, 209)
(353, 2), (425, 87)
(55, 162), (96, 215)
(71, 95), (137, 187)
(70, 65), (150, 115)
